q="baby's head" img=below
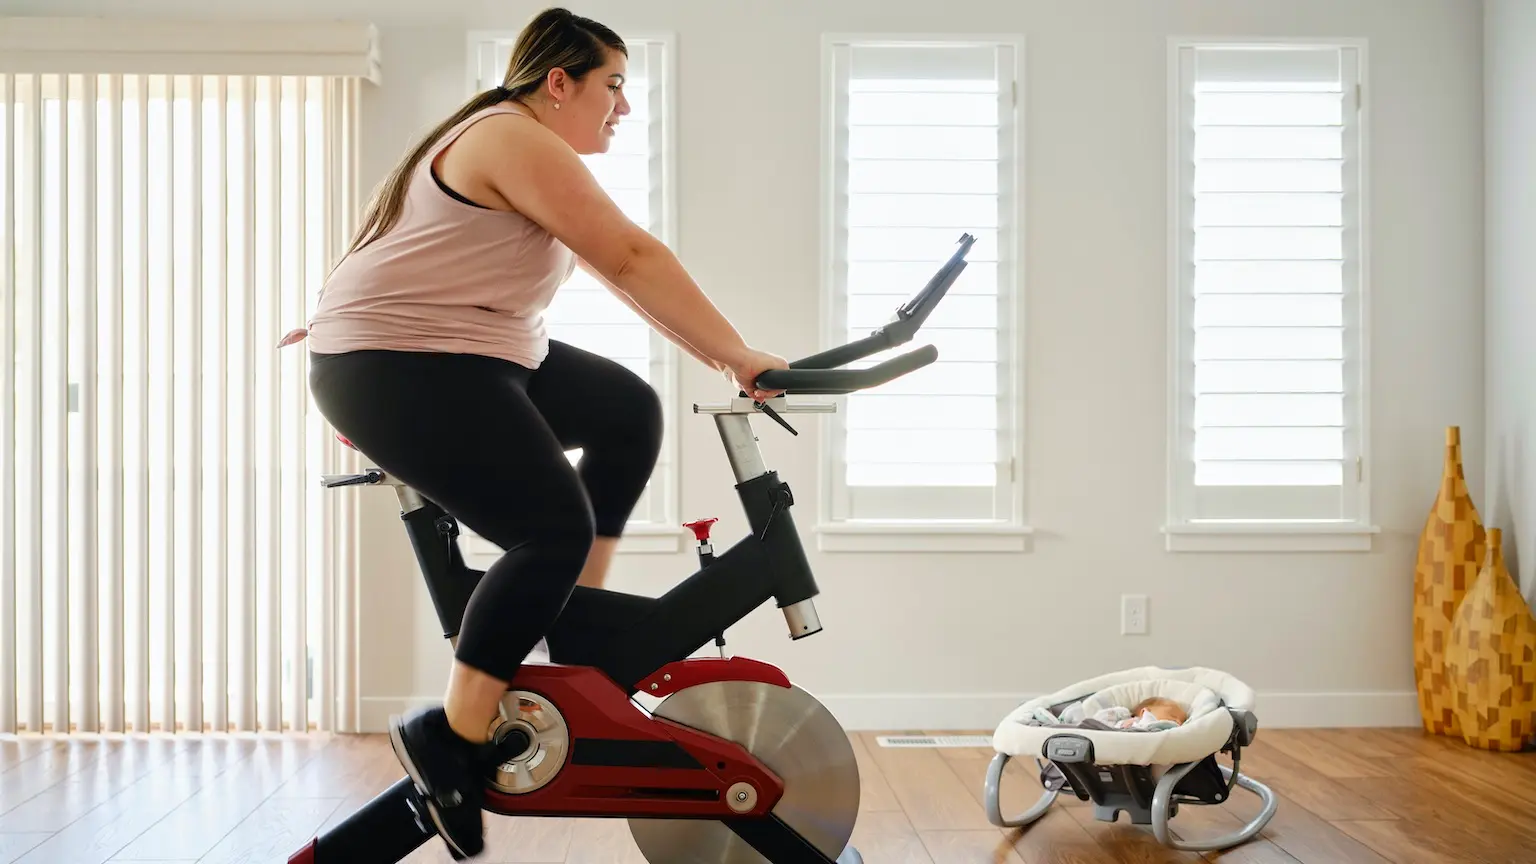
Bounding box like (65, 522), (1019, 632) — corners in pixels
(1131, 696), (1188, 725)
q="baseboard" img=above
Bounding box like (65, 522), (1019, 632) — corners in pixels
(359, 690), (1419, 734)
(815, 691), (1421, 731)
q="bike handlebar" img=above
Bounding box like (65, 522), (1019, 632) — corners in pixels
(756, 344), (938, 395)
(750, 232), (975, 396)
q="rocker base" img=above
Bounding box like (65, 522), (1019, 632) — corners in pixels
(984, 753), (1277, 852)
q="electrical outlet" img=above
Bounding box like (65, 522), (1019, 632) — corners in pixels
(1121, 594), (1148, 635)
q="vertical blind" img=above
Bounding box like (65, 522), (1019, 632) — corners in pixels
(826, 41), (1020, 524)
(465, 35), (676, 538)
(0, 71), (361, 733)
(1171, 45), (1364, 524)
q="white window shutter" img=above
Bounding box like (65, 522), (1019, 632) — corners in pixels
(1168, 42), (1373, 549)
(465, 34), (678, 547)
(821, 37), (1025, 548)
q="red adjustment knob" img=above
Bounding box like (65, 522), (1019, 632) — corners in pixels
(683, 518), (718, 542)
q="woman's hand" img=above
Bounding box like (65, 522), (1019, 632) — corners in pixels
(724, 347), (790, 401)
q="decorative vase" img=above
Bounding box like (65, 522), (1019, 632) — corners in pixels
(1445, 528), (1536, 751)
(1412, 425), (1486, 737)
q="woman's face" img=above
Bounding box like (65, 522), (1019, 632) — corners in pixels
(543, 49), (630, 155)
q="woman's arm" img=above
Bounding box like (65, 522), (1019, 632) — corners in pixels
(464, 113), (759, 373)
(576, 257), (726, 374)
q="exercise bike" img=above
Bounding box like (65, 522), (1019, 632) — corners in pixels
(287, 233), (977, 864)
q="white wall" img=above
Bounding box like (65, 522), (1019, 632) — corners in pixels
(1485, 0), (1536, 603)
(14, 0), (1485, 729)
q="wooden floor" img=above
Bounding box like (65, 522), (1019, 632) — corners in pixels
(1, 727), (1534, 863)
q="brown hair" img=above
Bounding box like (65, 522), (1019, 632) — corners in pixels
(342, 7), (625, 257)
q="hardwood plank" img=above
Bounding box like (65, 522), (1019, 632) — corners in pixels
(930, 733), (1060, 817)
(847, 809), (934, 864)
(1249, 732), (1395, 780)
(192, 796), (342, 864)
(1396, 731), (1536, 792)
(0, 737), (187, 833)
(109, 735), (330, 861)
(1335, 775), (1534, 863)
(1147, 788), (1297, 863)
(1216, 784), (1388, 864)
(1006, 808), (1116, 864)
(918, 829), (1027, 863)
(860, 733), (996, 831)
(1062, 805), (1202, 863)
(0, 740), (62, 774)
(267, 733), (377, 799)
(851, 733), (902, 812)
(8, 738), (260, 864)
(1315, 728), (1428, 761)
(0, 833), (50, 864)
(1331, 819), (1489, 864)
(310, 735), (418, 838)
(1198, 841), (1299, 864)
(1231, 747), (1394, 822)
(0, 737), (126, 816)
(1385, 752), (1536, 838)
(923, 737), (1107, 864)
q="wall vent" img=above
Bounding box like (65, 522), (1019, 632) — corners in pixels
(875, 734), (993, 748)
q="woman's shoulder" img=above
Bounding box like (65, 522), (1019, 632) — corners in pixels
(437, 102), (534, 148)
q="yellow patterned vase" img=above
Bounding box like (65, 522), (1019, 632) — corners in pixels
(1412, 426), (1486, 737)
(1446, 529), (1536, 751)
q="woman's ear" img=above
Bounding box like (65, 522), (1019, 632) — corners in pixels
(544, 67), (570, 103)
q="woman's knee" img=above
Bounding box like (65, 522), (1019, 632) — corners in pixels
(628, 379), (664, 463)
(587, 372), (663, 469)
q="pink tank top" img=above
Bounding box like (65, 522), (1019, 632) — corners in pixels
(301, 105), (576, 369)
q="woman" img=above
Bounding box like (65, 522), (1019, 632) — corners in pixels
(302, 7), (788, 858)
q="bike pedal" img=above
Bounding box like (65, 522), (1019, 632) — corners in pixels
(406, 786), (473, 861)
(404, 789), (431, 835)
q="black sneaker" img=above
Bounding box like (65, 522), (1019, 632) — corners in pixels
(388, 705), (487, 859)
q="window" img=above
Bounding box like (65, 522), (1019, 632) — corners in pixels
(0, 17), (374, 735)
(820, 36), (1027, 552)
(462, 31), (679, 556)
(1167, 41), (1375, 551)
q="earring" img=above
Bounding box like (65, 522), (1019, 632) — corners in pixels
(554, 101), (561, 110)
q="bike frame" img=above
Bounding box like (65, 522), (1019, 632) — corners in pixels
(295, 402), (848, 864)
(289, 233), (976, 864)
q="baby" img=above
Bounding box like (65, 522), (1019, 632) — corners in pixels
(1026, 695), (1191, 732)
(1093, 696), (1188, 732)
(1130, 696), (1188, 726)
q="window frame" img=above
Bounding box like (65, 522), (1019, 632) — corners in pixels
(816, 32), (1030, 554)
(1164, 36), (1378, 553)
(461, 29), (682, 556)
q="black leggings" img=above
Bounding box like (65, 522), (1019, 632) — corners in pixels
(308, 342), (663, 681)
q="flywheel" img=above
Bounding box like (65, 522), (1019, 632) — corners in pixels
(628, 680), (862, 864)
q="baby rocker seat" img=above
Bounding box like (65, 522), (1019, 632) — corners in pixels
(985, 666), (1277, 852)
